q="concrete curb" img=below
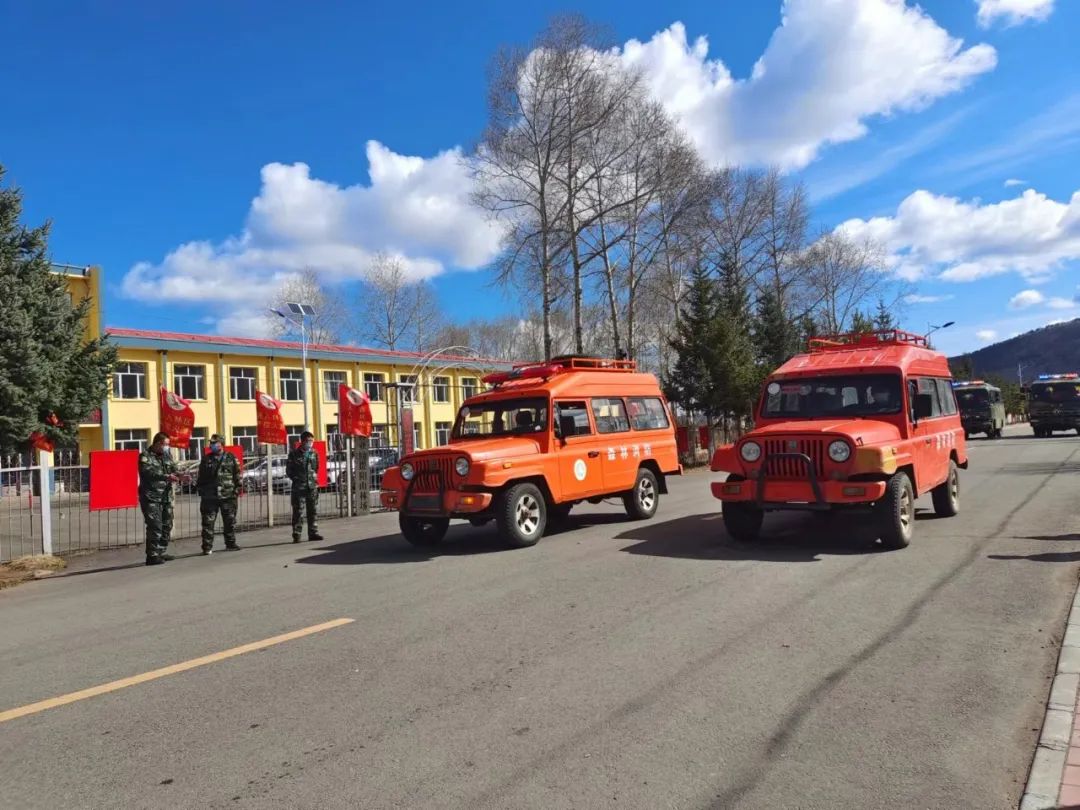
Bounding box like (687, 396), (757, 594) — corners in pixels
(1021, 583), (1080, 810)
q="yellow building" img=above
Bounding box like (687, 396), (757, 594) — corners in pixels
(54, 265), (508, 460)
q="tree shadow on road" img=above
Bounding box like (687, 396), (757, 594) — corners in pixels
(617, 513), (883, 563)
(988, 533), (1080, 563)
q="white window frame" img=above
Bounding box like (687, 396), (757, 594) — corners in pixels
(432, 376), (450, 403)
(232, 426), (258, 455)
(113, 362), (147, 400)
(182, 428), (208, 460)
(114, 428), (149, 451)
(399, 375), (418, 404)
(364, 373), (385, 402)
(323, 370), (347, 402)
(435, 421), (451, 446)
(279, 369), (305, 402)
(230, 367), (256, 401)
(173, 364), (206, 401)
(461, 377), (479, 400)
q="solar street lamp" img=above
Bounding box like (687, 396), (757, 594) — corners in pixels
(270, 302), (316, 430)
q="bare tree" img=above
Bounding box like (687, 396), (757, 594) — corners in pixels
(355, 253), (443, 351)
(757, 169), (809, 311)
(800, 232), (891, 333)
(266, 268), (349, 345)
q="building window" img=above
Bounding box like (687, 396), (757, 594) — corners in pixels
(413, 424), (422, 450)
(364, 373), (385, 401)
(435, 421), (451, 446)
(399, 375), (418, 404)
(279, 369), (305, 401)
(323, 370), (346, 402)
(461, 377), (479, 400)
(230, 367), (256, 401)
(232, 427), (258, 455)
(113, 362), (147, 400)
(182, 428), (208, 460)
(432, 376), (451, 403)
(286, 425), (306, 448)
(173, 364), (206, 400)
(371, 424), (388, 447)
(114, 428), (149, 451)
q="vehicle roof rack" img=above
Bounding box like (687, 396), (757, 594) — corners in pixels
(481, 356), (637, 387)
(808, 330), (929, 353)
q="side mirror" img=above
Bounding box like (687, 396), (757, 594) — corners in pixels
(913, 393), (934, 421)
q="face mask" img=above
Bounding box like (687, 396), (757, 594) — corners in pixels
(210, 443), (222, 454)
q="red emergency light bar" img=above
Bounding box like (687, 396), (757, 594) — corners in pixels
(808, 330), (929, 353)
(481, 356), (637, 386)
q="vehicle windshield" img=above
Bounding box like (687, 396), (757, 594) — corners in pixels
(453, 397), (548, 439)
(956, 388), (990, 407)
(762, 374), (903, 419)
(1030, 382), (1080, 403)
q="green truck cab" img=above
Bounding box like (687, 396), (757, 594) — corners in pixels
(952, 380), (1005, 439)
(1025, 373), (1080, 437)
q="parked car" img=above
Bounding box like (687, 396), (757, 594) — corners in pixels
(240, 456), (292, 493)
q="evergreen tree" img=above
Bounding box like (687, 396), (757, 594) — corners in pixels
(754, 288), (798, 370)
(949, 355), (975, 381)
(0, 165), (116, 453)
(714, 260), (759, 420)
(665, 264), (723, 426)
(850, 310), (875, 334)
(873, 298), (897, 330)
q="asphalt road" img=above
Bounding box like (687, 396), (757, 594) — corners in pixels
(1, 426), (1078, 809)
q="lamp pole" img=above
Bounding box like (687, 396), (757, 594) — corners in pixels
(270, 302), (316, 430)
(926, 320), (955, 339)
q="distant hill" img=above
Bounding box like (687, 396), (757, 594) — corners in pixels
(949, 318), (1080, 381)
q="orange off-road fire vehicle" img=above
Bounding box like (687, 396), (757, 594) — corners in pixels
(710, 331), (968, 550)
(380, 356), (681, 549)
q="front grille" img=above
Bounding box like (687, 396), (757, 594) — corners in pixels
(412, 455), (454, 493)
(762, 438), (826, 479)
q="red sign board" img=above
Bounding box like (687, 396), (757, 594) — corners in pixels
(401, 407), (414, 456)
(313, 440), (328, 488)
(89, 450), (140, 511)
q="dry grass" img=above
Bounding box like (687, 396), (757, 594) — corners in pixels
(0, 554), (66, 590)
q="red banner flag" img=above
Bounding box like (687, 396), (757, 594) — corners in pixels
(337, 384), (373, 437)
(29, 431), (54, 453)
(159, 386), (195, 449)
(256, 390), (287, 445)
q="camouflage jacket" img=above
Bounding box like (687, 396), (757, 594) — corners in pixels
(196, 451), (241, 500)
(286, 447), (319, 491)
(138, 450), (177, 503)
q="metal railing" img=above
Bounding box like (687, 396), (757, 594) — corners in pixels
(1, 441), (394, 563)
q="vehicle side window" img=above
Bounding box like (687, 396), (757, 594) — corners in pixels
(591, 398), (630, 434)
(627, 397), (671, 430)
(556, 401), (593, 438)
(913, 377), (944, 418)
(936, 379), (958, 415)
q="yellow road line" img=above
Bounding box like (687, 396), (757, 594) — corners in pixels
(0, 617), (354, 724)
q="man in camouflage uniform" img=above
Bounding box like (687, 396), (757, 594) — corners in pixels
(139, 431), (179, 566)
(196, 434), (242, 555)
(287, 430), (324, 543)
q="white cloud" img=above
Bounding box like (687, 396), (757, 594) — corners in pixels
(1010, 289), (1044, 308)
(976, 329), (998, 342)
(976, 0), (1055, 28)
(619, 1), (995, 169)
(1048, 296), (1078, 310)
(904, 293), (955, 304)
(838, 187), (1080, 283)
(123, 141), (505, 323)
(1004, 178), (1027, 187)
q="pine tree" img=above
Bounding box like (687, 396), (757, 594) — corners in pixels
(850, 310), (875, 334)
(714, 260), (759, 420)
(0, 165), (117, 453)
(754, 288), (798, 371)
(873, 298), (897, 331)
(664, 264), (723, 426)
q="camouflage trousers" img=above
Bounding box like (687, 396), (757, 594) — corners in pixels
(141, 497), (174, 560)
(201, 497), (238, 550)
(291, 488), (319, 539)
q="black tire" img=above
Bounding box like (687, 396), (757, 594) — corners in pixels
(495, 483), (547, 548)
(623, 468), (660, 520)
(399, 513), (449, 546)
(467, 517), (491, 527)
(722, 502), (764, 541)
(877, 472), (914, 550)
(931, 461), (960, 517)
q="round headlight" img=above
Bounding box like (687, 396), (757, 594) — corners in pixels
(400, 462), (415, 481)
(828, 440), (851, 462)
(740, 441), (762, 462)
(455, 457), (470, 477)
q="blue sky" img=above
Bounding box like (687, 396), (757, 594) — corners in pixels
(2, 0), (1079, 358)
